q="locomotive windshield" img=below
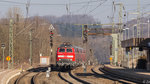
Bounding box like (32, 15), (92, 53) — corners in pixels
(59, 48), (65, 52)
(67, 49), (72, 52)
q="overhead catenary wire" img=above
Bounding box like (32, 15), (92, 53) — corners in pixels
(29, 0), (101, 6)
(0, 0), (25, 4)
(72, 0), (94, 14)
(75, 0), (108, 19)
(1, 0), (150, 6)
(84, 0), (91, 14)
(87, 0), (108, 14)
(73, 1), (92, 13)
(0, 0), (104, 6)
(15, 22), (35, 37)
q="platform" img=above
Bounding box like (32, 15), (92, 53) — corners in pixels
(104, 64), (150, 83)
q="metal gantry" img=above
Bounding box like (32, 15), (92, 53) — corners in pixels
(75, 23), (121, 65)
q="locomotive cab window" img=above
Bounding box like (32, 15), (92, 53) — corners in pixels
(67, 49), (72, 52)
(59, 49), (65, 52)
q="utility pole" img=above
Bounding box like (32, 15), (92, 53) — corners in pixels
(137, 0), (141, 60)
(137, 0), (141, 38)
(1, 44), (5, 69)
(119, 3), (123, 33)
(148, 19), (150, 38)
(24, 0), (30, 28)
(132, 47), (134, 69)
(114, 3), (124, 40)
(82, 25), (84, 40)
(114, 3), (124, 66)
(119, 4), (123, 66)
(83, 25), (88, 43)
(29, 29), (33, 66)
(111, 1), (115, 33)
(83, 25), (88, 72)
(9, 19), (14, 69)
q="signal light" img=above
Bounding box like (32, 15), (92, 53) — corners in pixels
(83, 25), (88, 43)
(50, 36), (52, 39)
(50, 31), (53, 47)
(50, 43), (53, 47)
(50, 39), (53, 42)
(50, 31), (53, 36)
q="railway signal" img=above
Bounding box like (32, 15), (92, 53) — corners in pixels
(6, 56), (11, 61)
(50, 31), (53, 47)
(83, 25), (88, 43)
(6, 56), (11, 69)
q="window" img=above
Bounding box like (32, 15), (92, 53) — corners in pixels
(79, 49), (81, 53)
(67, 49), (72, 52)
(59, 49), (65, 52)
(80, 50), (82, 53)
(83, 50), (85, 53)
(76, 49), (79, 53)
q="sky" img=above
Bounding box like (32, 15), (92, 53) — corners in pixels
(0, 0), (150, 23)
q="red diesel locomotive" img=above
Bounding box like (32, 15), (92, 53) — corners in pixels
(56, 42), (86, 68)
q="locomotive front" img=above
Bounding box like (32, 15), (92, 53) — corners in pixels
(56, 42), (76, 67)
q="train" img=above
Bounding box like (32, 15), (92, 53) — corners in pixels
(56, 42), (86, 69)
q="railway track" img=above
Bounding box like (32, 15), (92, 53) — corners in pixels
(13, 65), (139, 84)
(31, 72), (41, 84)
(91, 65), (136, 84)
(15, 71), (39, 84)
(15, 67), (47, 84)
(58, 72), (73, 84)
(58, 70), (90, 84)
(72, 66), (115, 84)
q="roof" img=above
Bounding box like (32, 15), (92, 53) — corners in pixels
(74, 46), (83, 50)
(58, 42), (84, 50)
(59, 42), (73, 48)
(121, 38), (150, 48)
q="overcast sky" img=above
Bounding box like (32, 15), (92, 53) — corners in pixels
(0, 0), (150, 23)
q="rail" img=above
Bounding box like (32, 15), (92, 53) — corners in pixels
(91, 66), (136, 84)
(58, 70), (90, 84)
(15, 72), (30, 84)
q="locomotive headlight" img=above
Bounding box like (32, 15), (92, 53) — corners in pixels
(58, 55), (64, 57)
(67, 55), (73, 58)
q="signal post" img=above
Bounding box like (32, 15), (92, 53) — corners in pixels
(83, 25), (89, 72)
(49, 24), (54, 65)
(50, 30), (53, 56)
